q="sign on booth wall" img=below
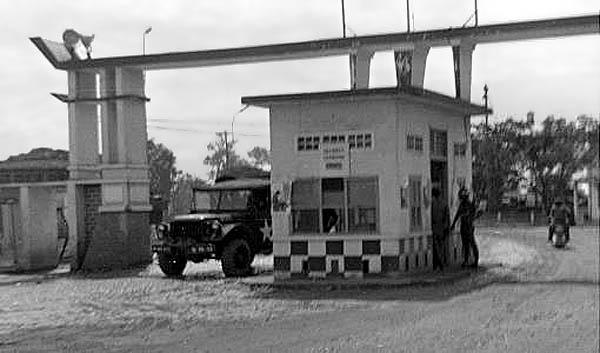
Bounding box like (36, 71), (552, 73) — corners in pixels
(321, 142), (348, 174)
(271, 180), (291, 238)
(272, 181), (291, 213)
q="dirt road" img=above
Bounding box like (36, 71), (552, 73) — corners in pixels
(1, 227), (598, 353)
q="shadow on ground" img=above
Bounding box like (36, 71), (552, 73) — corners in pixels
(248, 264), (521, 303)
(65, 261), (273, 283)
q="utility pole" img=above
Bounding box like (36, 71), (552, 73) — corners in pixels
(474, 0), (479, 26)
(341, 0), (347, 38)
(143, 27), (152, 83)
(231, 105), (249, 147)
(406, 0), (411, 32)
(483, 84), (489, 129)
(224, 130), (229, 171)
(143, 26), (152, 55)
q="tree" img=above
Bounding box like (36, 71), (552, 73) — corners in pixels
(147, 139), (178, 221)
(203, 132), (250, 180)
(471, 118), (529, 212)
(170, 172), (205, 216)
(472, 114), (599, 213)
(520, 116), (598, 211)
(247, 146), (270, 170)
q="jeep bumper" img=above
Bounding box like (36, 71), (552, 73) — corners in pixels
(152, 242), (216, 256)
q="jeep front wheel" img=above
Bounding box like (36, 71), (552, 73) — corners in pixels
(222, 238), (253, 277)
(158, 253), (186, 277)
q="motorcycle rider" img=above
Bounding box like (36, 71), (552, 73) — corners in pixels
(548, 197), (572, 243)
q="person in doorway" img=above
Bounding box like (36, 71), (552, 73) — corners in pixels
(451, 188), (481, 268)
(56, 207), (69, 264)
(325, 210), (339, 234)
(431, 187), (450, 272)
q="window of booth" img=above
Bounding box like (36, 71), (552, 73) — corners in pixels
(348, 133), (373, 149)
(430, 129), (447, 159)
(348, 178), (378, 232)
(290, 179), (320, 232)
(291, 176), (378, 234)
(409, 176), (422, 231)
(407, 134), (423, 152)
(322, 134), (346, 145)
(453, 142), (467, 157)
(298, 132), (373, 152)
(297, 135), (320, 151)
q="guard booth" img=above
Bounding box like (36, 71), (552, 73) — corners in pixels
(243, 87), (487, 281)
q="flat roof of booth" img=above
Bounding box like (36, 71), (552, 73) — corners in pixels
(242, 86), (491, 116)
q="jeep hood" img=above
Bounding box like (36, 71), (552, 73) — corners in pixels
(172, 213), (239, 222)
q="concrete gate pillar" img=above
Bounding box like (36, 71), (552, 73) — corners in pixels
(66, 67), (152, 271)
(452, 42), (476, 100)
(97, 67), (151, 213)
(410, 45), (430, 88)
(67, 70), (101, 179)
(64, 69), (100, 269)
(350, 48), (374, 89)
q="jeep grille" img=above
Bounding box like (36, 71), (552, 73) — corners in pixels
(171, 223), (207, 239)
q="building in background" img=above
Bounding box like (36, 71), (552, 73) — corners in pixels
(0, 148), (69, 271)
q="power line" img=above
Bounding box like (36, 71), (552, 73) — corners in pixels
(148, 125), (267, 137)
(237, 133), (267, 137)
(148, 125), (215, 134)
(148, 118), (264, 127)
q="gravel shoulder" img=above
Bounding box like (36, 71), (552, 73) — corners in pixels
(1, 226), (598, 353)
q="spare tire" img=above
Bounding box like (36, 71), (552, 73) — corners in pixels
(221, 238), (253, 277)
(158, 253), (186, 277)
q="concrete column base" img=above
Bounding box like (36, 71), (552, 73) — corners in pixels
(80, 211), (151, 271)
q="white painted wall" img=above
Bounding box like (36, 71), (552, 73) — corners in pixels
(20, 185), (63, 270)
(269, 94), (471, 248)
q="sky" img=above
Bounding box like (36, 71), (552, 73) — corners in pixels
(0, 0), (598, 178)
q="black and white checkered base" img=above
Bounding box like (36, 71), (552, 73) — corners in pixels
(273, 234), (463, 280)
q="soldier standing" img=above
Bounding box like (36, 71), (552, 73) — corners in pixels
(451, 188), (481, 268)
(431, 188), (449, 271)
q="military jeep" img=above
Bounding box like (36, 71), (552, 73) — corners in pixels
(152, 174), (272, 277)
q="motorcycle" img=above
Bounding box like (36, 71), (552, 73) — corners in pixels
(551, 224), (567, 248)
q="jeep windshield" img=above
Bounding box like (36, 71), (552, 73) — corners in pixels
(193, 189), (251, 211)
(192, 177), (270, 213)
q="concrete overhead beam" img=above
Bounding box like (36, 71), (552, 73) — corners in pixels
(31, 14), (599, 71)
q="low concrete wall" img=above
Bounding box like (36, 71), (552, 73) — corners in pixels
(21, 186), (60, 270)
(0, 183), (66, 271)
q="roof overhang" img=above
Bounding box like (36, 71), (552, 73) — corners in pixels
(194, 178), (270, 191)
(50, 92), (149, 103)
(242, 86), (491, 116)
(31, 14), (598, 71)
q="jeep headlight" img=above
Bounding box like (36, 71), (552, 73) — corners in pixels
(207, 220), (222, 239)
(156, 223), (168, 240)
